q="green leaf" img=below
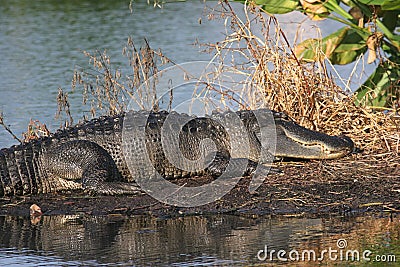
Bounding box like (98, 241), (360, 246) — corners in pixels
(294, 38), (321, 62)
(332, 30), (366, 52)
(355, 59), (400, 107)
(340, 0), (357, 7)
(355, 65), (390, 107)
(358, 0), (400, 10)
(381, 0), (400, 11)
(295, 27), (368, 64)
(254, 0), (299, 14)
(330, 28), (368, 64)
(357, 0), (400, 10)
(357, 0), (385, 4)
(330, 48), (366, 64)
(323, 0), (354, 20)
(295, 27), (347, 62)
(382, 10), (399, 32)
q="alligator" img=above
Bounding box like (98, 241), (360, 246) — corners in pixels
(0, 109), (354, 196)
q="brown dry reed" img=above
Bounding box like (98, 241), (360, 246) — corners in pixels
(68, 38), (172, 119)
(201, 2), (398, 157)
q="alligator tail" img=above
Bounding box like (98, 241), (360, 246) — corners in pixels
(0, 142), (41, 197)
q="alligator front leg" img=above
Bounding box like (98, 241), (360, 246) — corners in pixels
(41, 140), (142, 195)
(205, 151), (280, 180)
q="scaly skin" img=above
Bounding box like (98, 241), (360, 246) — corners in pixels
(0, 109), (354, 196)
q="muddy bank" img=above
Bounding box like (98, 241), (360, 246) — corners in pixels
(1, 154), (399, 218)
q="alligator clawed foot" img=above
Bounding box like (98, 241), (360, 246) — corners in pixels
(83, 182), (144, 196)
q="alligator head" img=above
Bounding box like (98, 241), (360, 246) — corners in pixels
(272, 113), (354, 160)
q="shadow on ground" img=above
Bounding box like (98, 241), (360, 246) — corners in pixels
(1, 153), (399, 218)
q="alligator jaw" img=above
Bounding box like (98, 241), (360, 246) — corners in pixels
(274, 120), (354, 160)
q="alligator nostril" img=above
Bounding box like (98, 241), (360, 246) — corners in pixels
(338, 135), (357, 153)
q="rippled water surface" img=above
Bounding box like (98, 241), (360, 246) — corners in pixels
(0, 0), (230, 148)
(0, 214), (399, 266)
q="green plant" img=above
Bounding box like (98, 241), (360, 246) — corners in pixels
(234, 0), (399, 108)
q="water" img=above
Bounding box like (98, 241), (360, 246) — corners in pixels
(0, 0), (231, 148)
(0, 1), (387, 266)
(0, 214), (398, 266)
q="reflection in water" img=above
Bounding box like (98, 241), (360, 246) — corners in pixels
(0, 214), (398, 266)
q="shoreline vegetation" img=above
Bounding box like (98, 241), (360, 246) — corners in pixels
(1, 2), (399, 216)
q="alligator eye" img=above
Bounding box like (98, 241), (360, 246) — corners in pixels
(273, 111), (289, 120)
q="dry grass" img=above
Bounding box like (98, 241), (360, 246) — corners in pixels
(61, 37), (173, 122)
(22, 119), (51, 143)
(200, 2), (399, 157)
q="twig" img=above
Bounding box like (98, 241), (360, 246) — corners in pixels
(0, 113), (22, 144)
